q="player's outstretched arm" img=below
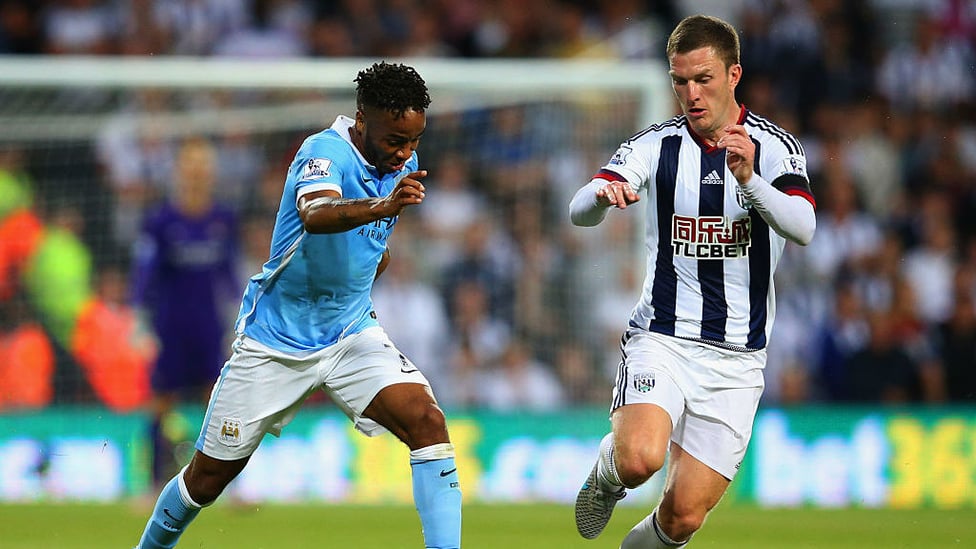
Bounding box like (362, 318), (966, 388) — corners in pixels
(569, 179), (640, 226)
(299, 170), (427, 233)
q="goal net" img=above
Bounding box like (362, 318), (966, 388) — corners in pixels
(0, 55), (671, 413)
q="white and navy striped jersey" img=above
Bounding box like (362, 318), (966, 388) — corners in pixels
(595, 107), (815, 352)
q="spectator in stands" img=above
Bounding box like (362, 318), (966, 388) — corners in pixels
(42, 0), (118, 55)
(445, 278), (510, 370)
(553, 340), (608, 406)
(813, 279), (869, 402)
(371, 236), (451, 398)
(802, 158), (883, 285)
(476, 337), (566, 411)
(876, 12), (974, 113)
(440, 217), (518, 325)
(0, 0), (44, 54)
(937, 279), (976, 401)
(0, 294), (55, 410)
(211, 0), (306, 58)
(843, 311), (922, 403)
(398, 7), (457, 57)
(417, 153), (483, 274)
(841, 100), (905, 220)
(117, 0), (169, 56)
(130, 136), (240, 488)
(308, 15), (357, 57)
(886, 276), (946, 402)
(0, 150), (54, 410)
(95, 89), (177, 248)
(151, 0), (248, 56)
(901, 197), (958, 325)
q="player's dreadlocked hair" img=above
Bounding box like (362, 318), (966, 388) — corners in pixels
(355, 62), (431, 118)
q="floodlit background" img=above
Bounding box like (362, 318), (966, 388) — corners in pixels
(0, 0), (975, 540)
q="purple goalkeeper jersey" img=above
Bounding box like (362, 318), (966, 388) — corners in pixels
(130, 201), (239, 389)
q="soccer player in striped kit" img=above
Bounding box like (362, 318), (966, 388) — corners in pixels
(135, 62), (461, 548)
(571, 15), (816, 548)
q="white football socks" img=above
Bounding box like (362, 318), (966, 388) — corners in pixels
(620, 509), (689, 549)
(596, 433), (624, 490)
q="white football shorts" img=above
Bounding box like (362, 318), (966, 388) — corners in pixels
(611, 329), (765, 480)
(196, 326), (432, 461)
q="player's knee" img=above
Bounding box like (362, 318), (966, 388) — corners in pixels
(615, 444), (666, 487)
(184, 459), (242, 505)
(184, 472), (226, 505)
(403, 402), (449, 447)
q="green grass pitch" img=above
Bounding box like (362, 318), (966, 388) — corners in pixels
(1, 502), (972, 548)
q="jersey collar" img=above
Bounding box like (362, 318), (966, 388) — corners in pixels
(331, 115), (375, 170)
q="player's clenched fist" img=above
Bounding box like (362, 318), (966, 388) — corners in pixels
(597, 181), (640, 209)
(383, 170), (427, 213)
(718, 125), (755, 184)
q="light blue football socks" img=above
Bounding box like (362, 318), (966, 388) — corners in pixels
(410, 443), (462, 549)
(136, 448), (461, 548)
(136, 468), (203, 549)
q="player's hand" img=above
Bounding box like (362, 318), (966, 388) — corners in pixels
(596, 181), (640, 209)
(718, 125), (755, 184)
(381, 170), (427, 215)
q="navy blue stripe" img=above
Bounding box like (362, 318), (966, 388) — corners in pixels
(747, 142), (769, 349)
(698, 149), (728, 341)
(614, 361), (627, 408)
(612, 329), (632, 409)
(648, 135), (681, 335)
(747, 209), (770, 349)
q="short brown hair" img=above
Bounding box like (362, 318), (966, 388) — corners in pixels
(666, 15), (740, 68)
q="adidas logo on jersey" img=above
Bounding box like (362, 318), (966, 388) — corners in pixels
(701, 170), (724, 185)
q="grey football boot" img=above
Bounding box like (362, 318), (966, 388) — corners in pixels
(574, 433), (626, 539)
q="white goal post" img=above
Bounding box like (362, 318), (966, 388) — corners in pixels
(0, 55), (670, 115)
(0, 56), (670, 141)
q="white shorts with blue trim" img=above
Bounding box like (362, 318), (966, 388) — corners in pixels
(196, 326), (431, 460)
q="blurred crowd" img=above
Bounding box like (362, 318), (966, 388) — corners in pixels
(1, 0), (975, 413)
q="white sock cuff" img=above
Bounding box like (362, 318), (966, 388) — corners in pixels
(598, 433), (623, 488)
(410, 443), (455, 461)
(177, 465), (206, 509)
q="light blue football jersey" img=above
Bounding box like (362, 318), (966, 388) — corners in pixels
(235, 115), (417, 352)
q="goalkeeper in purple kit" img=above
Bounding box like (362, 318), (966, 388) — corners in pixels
(129, 136), (239, 489)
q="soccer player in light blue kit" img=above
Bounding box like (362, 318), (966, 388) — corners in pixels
(135, 62), (462, 548)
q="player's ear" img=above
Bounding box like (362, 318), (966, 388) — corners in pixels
(355, 110), (365, 132)
(728, 63), (742, 88)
